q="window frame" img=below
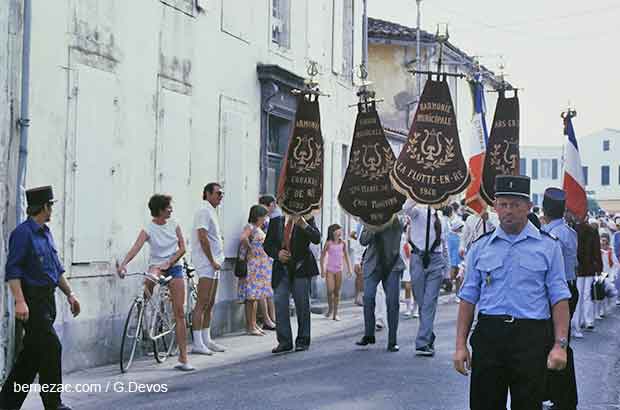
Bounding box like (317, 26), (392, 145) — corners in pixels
(271, 0), (291, 50)
(601, 165), (610, 186)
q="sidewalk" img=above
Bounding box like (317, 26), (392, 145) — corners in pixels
(20, 294), (457, 409)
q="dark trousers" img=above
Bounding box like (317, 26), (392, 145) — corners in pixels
(546, 281), (579, 409)
(0, 286), (63, 410)
(363, 270), (401, 345)
(274, 275), (311, 347)
(470, 315), (550, 410)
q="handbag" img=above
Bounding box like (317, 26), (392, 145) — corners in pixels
(234, 230), (252, 278)
(591, 277), (606, 301)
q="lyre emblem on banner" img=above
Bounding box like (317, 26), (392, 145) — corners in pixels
(407, 128), (456, 171)
(489, 139), (518, 175)
(291, 136), (322, 173)
(349, 144), (394, 181)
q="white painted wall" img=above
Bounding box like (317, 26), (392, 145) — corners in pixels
(14, 0), (362, 371)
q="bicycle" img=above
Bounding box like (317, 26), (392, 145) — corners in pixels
(183, 259), (198, 341)
(119, 272), (177, 373)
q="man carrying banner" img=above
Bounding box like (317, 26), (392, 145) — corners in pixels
(403, 200), (447, 356)
(268, 91), (324, 354)
(454, 175), (571, 410)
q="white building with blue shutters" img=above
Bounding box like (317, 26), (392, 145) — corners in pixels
(520, 128), (620, 213)
(519, 145), (564, 208)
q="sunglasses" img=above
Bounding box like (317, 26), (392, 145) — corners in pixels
(215, 191), (224, 197)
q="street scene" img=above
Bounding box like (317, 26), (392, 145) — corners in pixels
(1, 0), (619, 409)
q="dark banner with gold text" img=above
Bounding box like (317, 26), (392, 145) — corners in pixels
(390, 78), (470, 204)
(480, 91), (520, 205)
(338, 103), (406, 227)
(277, 95), (324, 216)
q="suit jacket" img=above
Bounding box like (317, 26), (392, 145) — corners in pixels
(576, 222), (602, 277)
(264, 215), (321, 289)
(359, 217), (406, 279)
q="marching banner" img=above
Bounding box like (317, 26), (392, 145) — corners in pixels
(277, 95), (324, 216)
(464, 77), (489, 214)
(338, 102), (406, 228)
(480, 91), (520, 205)
(562, 113), (587, 219)
(391, 77), (470, 205)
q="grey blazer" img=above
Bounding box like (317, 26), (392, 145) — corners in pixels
(359, 217), (406, 278)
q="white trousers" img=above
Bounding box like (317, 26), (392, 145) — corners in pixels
(572, 276), (594, 328)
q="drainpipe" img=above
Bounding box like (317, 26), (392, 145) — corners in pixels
(2, 0), (31, 383)
(16, 0), (32, 224)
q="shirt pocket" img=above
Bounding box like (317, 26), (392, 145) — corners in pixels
(474, 255), (504, 289)
(518, 256), (547, 288)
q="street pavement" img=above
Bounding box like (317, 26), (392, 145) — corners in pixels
(21, 297), (620, 410)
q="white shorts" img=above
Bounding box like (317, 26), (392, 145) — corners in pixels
(196, 264), (221, 280)
(401, 269), (411, 282)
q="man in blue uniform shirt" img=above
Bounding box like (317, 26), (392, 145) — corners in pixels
(542, 187), (579, 410)
(0, 186), (80, 410)
(453, 175), (571, 410)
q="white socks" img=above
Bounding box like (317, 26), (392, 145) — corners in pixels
(192, 330), (205, 346)
(202, 328), (212, 344)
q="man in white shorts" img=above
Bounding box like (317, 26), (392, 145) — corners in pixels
(190, 183), (226, 354)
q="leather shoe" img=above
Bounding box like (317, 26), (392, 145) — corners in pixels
(387, 344), (400, 352)
(271, 344), (293, 354)
(355, 336), (376, 346)
(46, 404), (72, 410)
(295, 344), (309, 352)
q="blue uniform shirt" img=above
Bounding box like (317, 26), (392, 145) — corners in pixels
(5, 218), (65, 287)
(459, 221), (571, 319)
(542, 218), (578, 282)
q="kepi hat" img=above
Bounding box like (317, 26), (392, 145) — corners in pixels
(26, 186), (56, 207)
(494, 175), (530, 199)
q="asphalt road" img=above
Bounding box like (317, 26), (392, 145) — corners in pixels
(21, 299), (620, 410)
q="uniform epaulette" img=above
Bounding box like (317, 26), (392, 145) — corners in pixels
(540, 229), (558, 240)
(472, 229), (495, 244)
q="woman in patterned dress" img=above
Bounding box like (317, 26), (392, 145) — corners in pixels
(238, 205), (273, 336)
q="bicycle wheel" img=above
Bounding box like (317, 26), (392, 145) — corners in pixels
(152, 298), (177, 363)
(186, 279), (198, 341)
(120, 298), (144, 373)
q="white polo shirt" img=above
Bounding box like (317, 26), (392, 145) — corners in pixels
(191, 201), (225, 270)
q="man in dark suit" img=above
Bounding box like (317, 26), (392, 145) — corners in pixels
(264, 212), (321, 353)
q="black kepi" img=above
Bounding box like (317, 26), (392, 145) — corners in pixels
(26, 186), (56, 206)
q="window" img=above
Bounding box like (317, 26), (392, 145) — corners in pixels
(531, 159), (538, 180)
(540, 159), (551, 179)
(332, 0), (354, 80)
(271, 0), (290, 49)
(602, 165), (610, 186)
(519, 158), (527, 176)
(341, 0), (354, 82)
(603, 140), (610, 151)
(552, 159), (558, 180)
(266, 115), (291, 194)
(532, 193), (539, 206)
(582, 166), (588, 185)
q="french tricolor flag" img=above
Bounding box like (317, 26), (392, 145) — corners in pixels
(464, 76), (488, 214)
(562, 114), (587, 219)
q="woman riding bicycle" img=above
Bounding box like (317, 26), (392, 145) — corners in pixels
(117, 194), (194, 371)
